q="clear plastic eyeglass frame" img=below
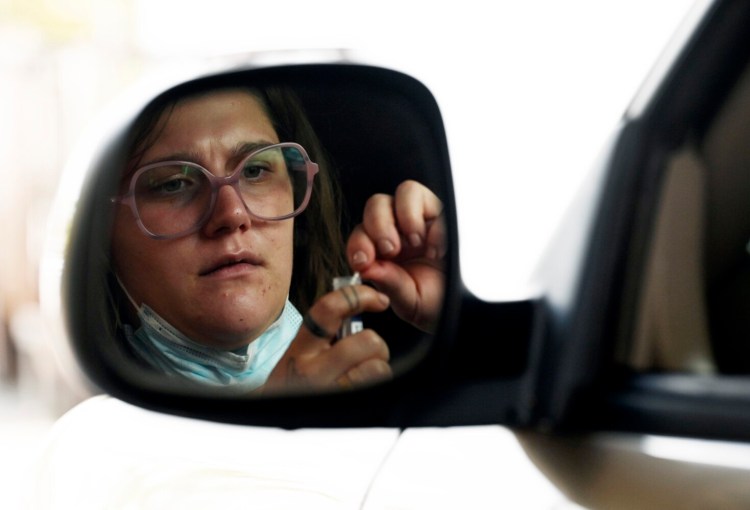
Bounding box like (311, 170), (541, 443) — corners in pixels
(112, 142), (319, 240)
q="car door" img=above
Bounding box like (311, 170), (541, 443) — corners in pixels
(517, 0), (750, 506)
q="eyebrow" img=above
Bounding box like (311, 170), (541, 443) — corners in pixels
(137, 140), (277, 169)
(233, 141), (276, 158)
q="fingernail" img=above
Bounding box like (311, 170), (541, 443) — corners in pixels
(378, 239), (395, 254)
(426, 246), (438, 260)
(409, 233), (423, 248)
(378, 292), (390, 306)
(351, 251), (367, 266)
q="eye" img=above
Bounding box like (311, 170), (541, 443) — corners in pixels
(155, 176), (191, 193)
(241, 162), (270, 180)
(140, 165), (201, 198)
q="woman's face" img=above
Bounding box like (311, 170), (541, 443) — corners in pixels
(111, 90), (294, 350)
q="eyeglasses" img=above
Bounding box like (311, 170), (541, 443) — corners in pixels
(113, 142), (318, 240)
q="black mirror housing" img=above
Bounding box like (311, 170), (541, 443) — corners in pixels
(62, 62), (477, 427)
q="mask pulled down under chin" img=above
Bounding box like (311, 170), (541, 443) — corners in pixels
(124, 300), (302, 391)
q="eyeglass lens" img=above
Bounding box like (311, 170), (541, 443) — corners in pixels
(132, 145), (310, 237)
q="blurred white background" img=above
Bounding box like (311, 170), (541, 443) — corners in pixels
(1, 0), (695, 505)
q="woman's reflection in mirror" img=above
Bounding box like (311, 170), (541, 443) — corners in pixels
(108, 86), (445, 393)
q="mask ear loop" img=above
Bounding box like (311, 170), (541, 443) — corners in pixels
(114, 273), (141, 312)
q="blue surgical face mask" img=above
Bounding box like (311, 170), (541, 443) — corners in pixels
(117, 277), (301, 391)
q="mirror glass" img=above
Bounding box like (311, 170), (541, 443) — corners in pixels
(65, 65), (454, 398)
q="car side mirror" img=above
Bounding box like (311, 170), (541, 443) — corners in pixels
(55, 62), (509, 426)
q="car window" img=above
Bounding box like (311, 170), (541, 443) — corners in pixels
(625, 57), (750, 375)
(702, 59), (750, 373)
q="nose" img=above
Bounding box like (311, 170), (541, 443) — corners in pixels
(202, 184), (251, 237)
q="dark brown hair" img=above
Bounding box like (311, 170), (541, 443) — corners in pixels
(254, 87), (348, 313)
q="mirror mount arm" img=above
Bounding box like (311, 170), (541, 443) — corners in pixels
(398, 288), (542, 427)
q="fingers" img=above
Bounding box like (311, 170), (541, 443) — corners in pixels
(348, 180), (445, 271)
(347, 224), (378, 272)
(300, 285), (389, 343)
(423, 213), (447, 262)
(325, 331), (391, 381)
(337, 358), (392, 388)
(263, 286), (391, 393)
(393, 180), (443, 255)
(265, 180), (446, 394)
(362, 193), (400, 257)
(272, 329), (391, 392)
(349, 258), (444, 333)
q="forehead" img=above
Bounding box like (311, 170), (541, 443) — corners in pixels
(146, 89), (279, 156)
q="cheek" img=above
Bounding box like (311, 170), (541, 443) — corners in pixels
(111, 210), (140, 277)
(111, 213), (178, 303)
(269, 223), (295, 285)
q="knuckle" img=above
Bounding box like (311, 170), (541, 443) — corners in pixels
(349, 359), (392, 385)
(370, 360), (393, 379)
(360, 329), (389, 359)
(292, 357), (322, 380)
(396, 179), (420, 195)
(364, 193), (391, 211)
(314, 293), (341, 318)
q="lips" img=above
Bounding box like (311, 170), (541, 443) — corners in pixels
(199, 252), (263, 276)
